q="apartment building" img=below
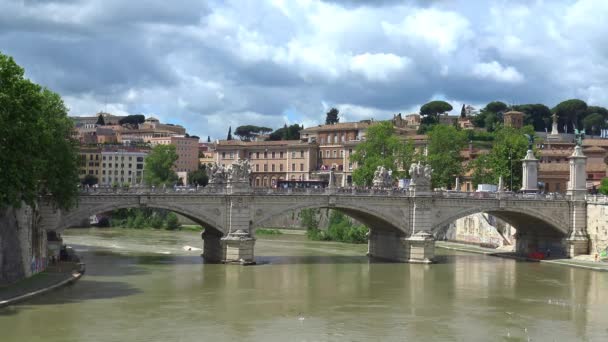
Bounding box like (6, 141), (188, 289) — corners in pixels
(77, 147), (101, 180)
(150, 135), (199, 173)
(100, 148), (148, 185)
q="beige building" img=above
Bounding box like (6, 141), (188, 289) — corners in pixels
(100, 148), (148, 185)
(503, 110), (524, 129)
(214, 140), (318, 187)
(77, 147), (101, 181)
(139, 117), (186, 135)
(150, 135), (200, 173)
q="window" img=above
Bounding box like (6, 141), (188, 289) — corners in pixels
(137, 164), (143, 169)
(89, 170), (94, 174)
(319, 151), (323, 158)
(300, 150), (304, 158)
(264, 164), (268, 172)
(222, 152), (226, 158)
(109, 156), (112, 161)
(102, 170), (106, 175)
(129, 164), (132, 168)
(349, 149), (352, 156)
(249, 152), (253, 158)
(229, 152), (234, 159)
(255, 164), (260, 172)
(103, 156), (106, 161)
(137, 157), (144, 162)
(300, 163), (304, 171)
(340, 150), (344, 158)
(129, 156), (132, 161)
(326, 150), (330, 158)
(333, 150), (337, 158)
(103, 163), (106, 168)
(280, 164), (283, 171)
(256, 152), (260, 159)
(272, 151), (275, 159)
(264, 151), (268, 158)
(271, 164), (275, 172)
(320, 137), (325, 144)
(291, 163), (295, 171)
(291, 152), (295, 158)
(280, 152), (284, 158)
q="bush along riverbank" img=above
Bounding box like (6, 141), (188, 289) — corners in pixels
(104, 208), (182, 230)
(302, 209), (368, 244)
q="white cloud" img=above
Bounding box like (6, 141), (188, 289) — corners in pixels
(349, 53), (410, 81)
(472, 61), (524, 84)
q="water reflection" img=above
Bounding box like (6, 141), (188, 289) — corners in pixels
(0, 229), (607, 341)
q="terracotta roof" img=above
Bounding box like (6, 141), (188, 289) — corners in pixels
(215, 140), (313, 147)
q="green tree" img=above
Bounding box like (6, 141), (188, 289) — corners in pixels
(96, 113), (105, 126)
(426, 125), (467, 189)
(143, 145), (179, 186)
(599, 178), (608, 195)
(325, 107), (339, 125)
(234, 125), (273, 141)
(118, 114), (145, 126)
(484, 101), (508, 113)
(227, 126), (233, 140)
(267, 124), (303, 141)
(188, 168), (209, 186)
(420, 100), (453, 125)
(82, 174), (98, 186)
(165, 212), (181, 230)
(469, 126), (535, 190)
(0, 52), (79, 210)
(350, 121), (415, 186)
(207, 136), (211, 143)
(553, 99), (587, 133)
(513, 104), (552, 132)
(583, 113), (606, 135)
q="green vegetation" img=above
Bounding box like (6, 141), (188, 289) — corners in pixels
(110, 208), (182, 230)
(325, 107), (339, 125)
(255, 228), (283, 235)
(553, 99), (587, 133)
(234, 125), (273, 141)
(303, 209), (367, 244)
(144, 144), (179, 186)
(0, 52), (79, 210)
(82, 174), (99, 186)
(267, 123), (303, 141)
(351, 121), (415, 186)
(188, 167), (209, 186)
(513, 104), (552, 132)
(469, 126), (536, 189)
(599, 178), (608, 196)
(426, 125), (467, 189)
(118, 114), (145, 126)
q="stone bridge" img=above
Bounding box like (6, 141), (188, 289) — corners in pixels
(40, 146), (592, 264)
(39, 187), (588, 264)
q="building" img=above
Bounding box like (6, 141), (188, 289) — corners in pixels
(139, 117), (186, 135)
(199, 142), (215, 167)
(77, 147), (101, 181)
(100, 148), (148, 186)
(150, 135), (200, 173)
(503, 110), (524, 129)
(214, 140), (318, 187)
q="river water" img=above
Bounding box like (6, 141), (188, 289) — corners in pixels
(1, 228), (608, 341)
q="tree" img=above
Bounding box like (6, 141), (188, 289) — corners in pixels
(118, 114), (145, 126)
(350, 121), (416, 186)
(325, 108), (339, 125)
(143, 145), (179, 186)
(485, 101), (508, 113)
(583, 113), (606, 135)
(82, 174), (98, 186)
(188, 169), (209, 186)
(267, 124), (302, 141)
(553, 99), (587, 133)
(234, 125), (273, 141)
(426, 125), (467, 189)
(460, 104), (466, 118)
(599, 178), (608, 195)
(0, 52), (79, 210)
(420, 101), (453, 125)
(469, 126), (535, 190)
(207, 136), (211, 143)
(227, 126), (233, 140)
(96, 113), (105, 126)
(513, 104), (552, 132)
(472, 101), (508, 131)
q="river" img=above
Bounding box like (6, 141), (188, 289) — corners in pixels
(1, 228), (608, 341)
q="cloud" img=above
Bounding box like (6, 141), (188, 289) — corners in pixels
(1, 0), (608, 139)
(472, 61), (524, 84)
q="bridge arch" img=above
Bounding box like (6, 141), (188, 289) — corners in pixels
(253, 200), (406, 235)
(58, 202), (225, 235)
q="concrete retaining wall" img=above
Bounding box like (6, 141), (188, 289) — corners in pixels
(587, 203), (608, 254)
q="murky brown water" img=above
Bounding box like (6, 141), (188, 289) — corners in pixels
(1, 228), (608, 341)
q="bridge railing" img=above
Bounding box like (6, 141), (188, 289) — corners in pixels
(78, 186), (568, 200)
(586, 195), (608, 204)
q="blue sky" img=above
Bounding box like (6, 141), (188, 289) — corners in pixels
(2, 0), (608, 138)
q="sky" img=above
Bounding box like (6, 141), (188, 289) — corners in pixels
(2, 0), (608, 139)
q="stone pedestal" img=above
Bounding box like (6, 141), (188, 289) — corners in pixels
(521, 149), (539, 193)
(201, 230), (223, 262)
(567, 145), (587, 200)
(564, 236), (589, 258)
(405, 231), (435, 264)
(221, 230), (256, 265)
(227, 181), (251, 194)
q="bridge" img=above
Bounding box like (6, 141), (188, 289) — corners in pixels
(40, 147), (591, 264)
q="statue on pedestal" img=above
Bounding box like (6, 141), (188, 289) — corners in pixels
(408, 162), (432, 192)
(372, 166), (392, 188)
(209, 163), (228, 185)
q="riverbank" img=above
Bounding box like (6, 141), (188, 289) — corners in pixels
(0, 262), (85, 307)
(436, 241), (608, 272)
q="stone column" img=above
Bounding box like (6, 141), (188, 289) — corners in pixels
(564, 199), (589, 257)
(405, 198), (435, 263)
(521, 150), (539, 193)
(201, 229), (224, 262)
(220, 196), (256, 264)
(566, 145), (587, 200)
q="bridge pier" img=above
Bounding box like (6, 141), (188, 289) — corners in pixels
(201, 230), (224, 262)
(367, 230), (435, 263)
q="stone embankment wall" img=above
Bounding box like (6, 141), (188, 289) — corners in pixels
(260, 208), (353, 229)
(438, 213), (515, 248)
(0, 204), (47, 285)
(586, 201), (608, 254)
